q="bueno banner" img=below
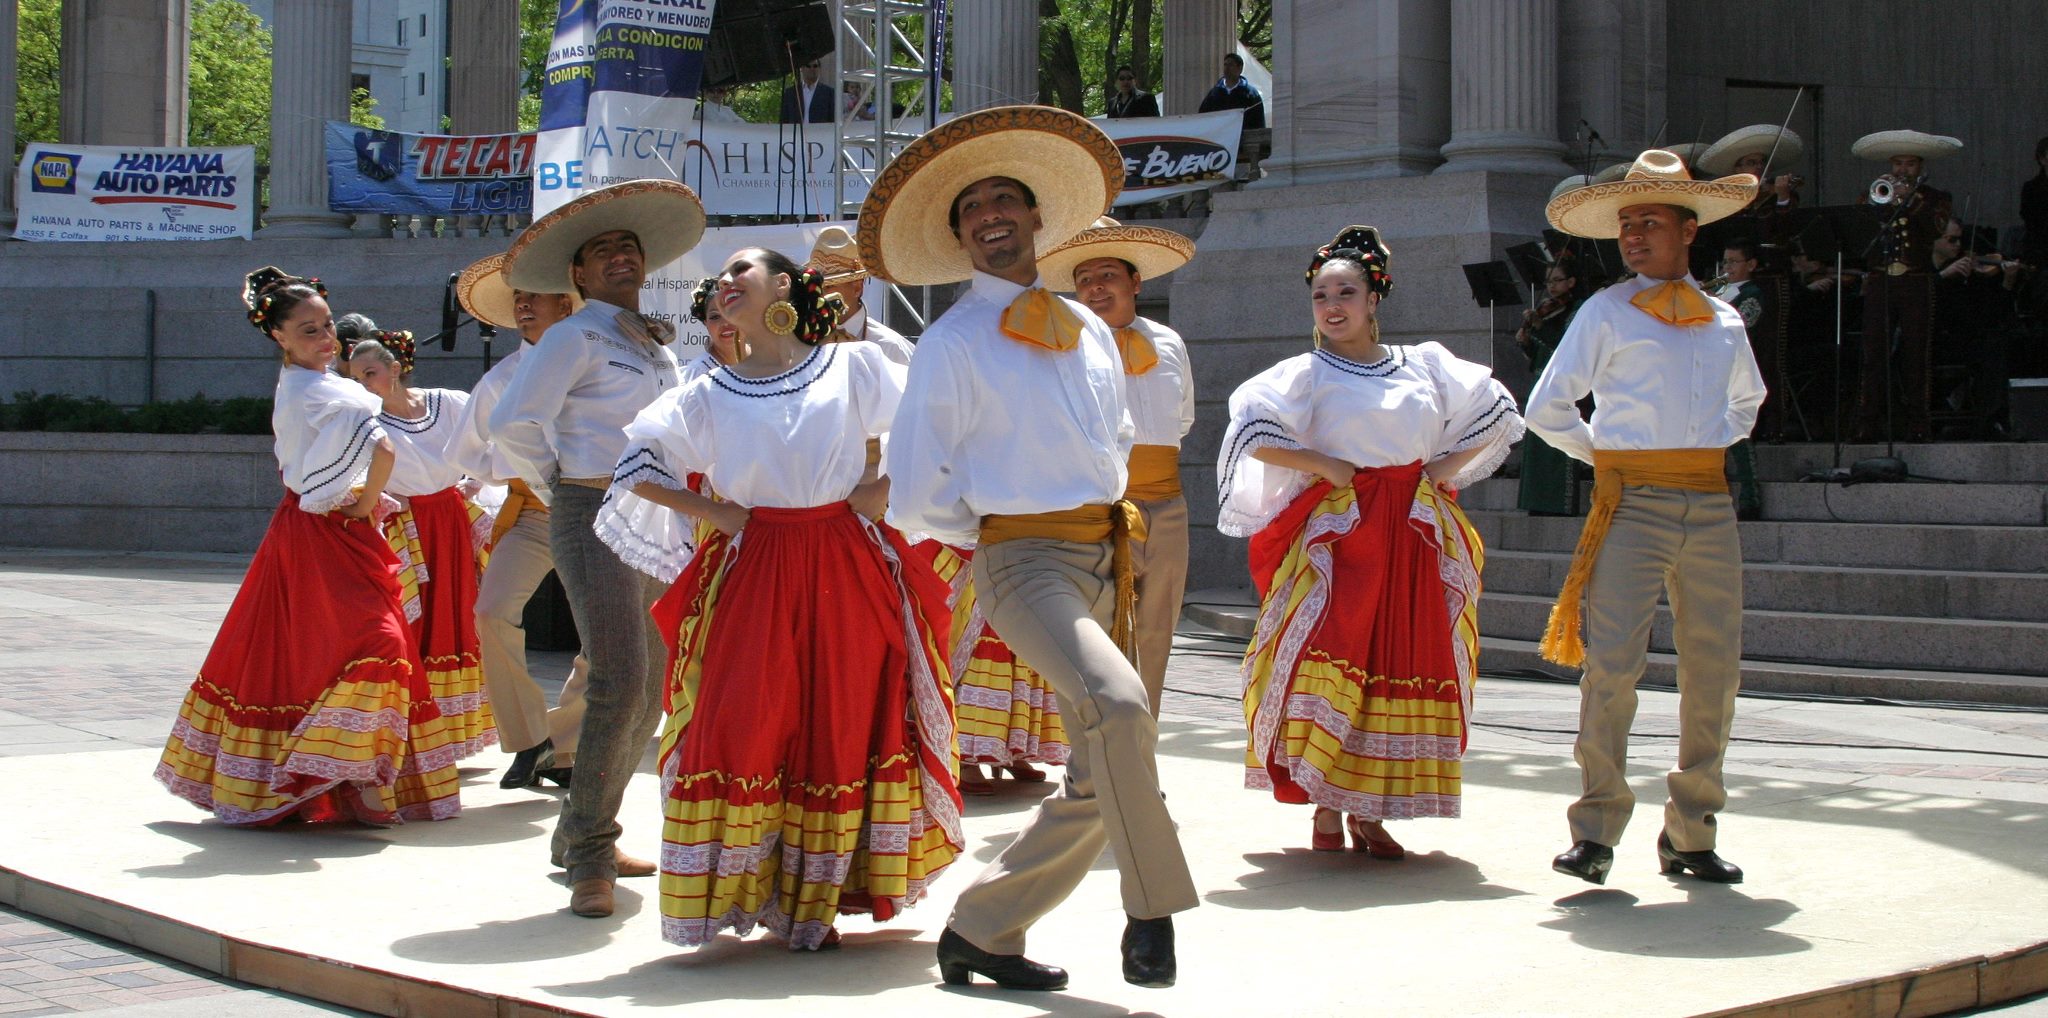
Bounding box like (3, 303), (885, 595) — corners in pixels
(13, 143), (256, 241)
(1095, 110), (1245, 206)
(324, 122), (537, 216)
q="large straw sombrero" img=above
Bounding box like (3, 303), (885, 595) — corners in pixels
(1545, 149), (1757, 240)
(1698, 125), (1806, 177)
(1549, 174), (1595, 204)
(1035, 216), (1196, 292)
(856, 105), (1122, 285)
(503, 179), (706, 293)
(808, 226), (868, 286)
(1663, 142), (1712, 172)
(458, 253), (582, 331)
(1851, 129), (1963, 162)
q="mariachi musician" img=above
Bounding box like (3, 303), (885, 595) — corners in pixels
(1699, 126), (1806, 247)
(1851, 129), (1960, 443)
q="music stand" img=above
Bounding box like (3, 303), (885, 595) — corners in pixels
(1506, 242), (1551, 290)
(1463, 260), (1523, 370)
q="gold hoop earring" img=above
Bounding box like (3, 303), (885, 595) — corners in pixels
(764, 300), (798, 336)
(1311, 326), (1323, 349)
(1369, 318), (1381, 343)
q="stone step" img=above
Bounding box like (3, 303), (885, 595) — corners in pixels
(1464, 510), (2048, 574)
(1480, 591), (2048, 678)
(1480, 549), (2048, 624)
(1461, 477), (2048, 527)
(1180, 589), (2048, 707)
(1754, 442), (2048, 485)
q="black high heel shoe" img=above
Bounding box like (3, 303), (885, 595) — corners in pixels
(534, 765), (574, 787)
(936, 927), (1067, 991)
(1552, 840), (1614, 885)
(1657, 833), (1743, 883)
(499, 738), (554, 789)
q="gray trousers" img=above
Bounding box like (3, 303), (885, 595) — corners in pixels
(475, 506), (588, 760)
(949, 536), (1199, 955)
(546, 485), (666, 883)
(1568, 487), (1744, 852)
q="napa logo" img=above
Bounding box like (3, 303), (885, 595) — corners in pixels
(31, 151), (81, 194)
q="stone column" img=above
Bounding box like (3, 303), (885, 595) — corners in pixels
(950, 0), (1038, 112)
(58, 0), (190, 146)
(1435, 0), (1574, 176)
(1, 0), (17, 232)
(1163, 0), (1236, 117)
(1257, 0), (1451, 186)
(447, 0), (520, 134)
(260, 0), (354, 237)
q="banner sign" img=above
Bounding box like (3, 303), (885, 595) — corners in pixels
(13, 143), (256, 241)
(642, 222), (891, 351)
(1095, 110), (1245, 206)
(324, 123), (537, 216)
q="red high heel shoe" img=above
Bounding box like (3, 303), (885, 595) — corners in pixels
(1004, 762), (1047, 783)
(1348, 816), (1405, 859)
(1311, 807), (1345, 852)
(957, 765), (996, 797)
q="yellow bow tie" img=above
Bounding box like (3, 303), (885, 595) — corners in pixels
(999, 287), (1084, 352)
(1114, 326), (1158, 375)
(1629, 280), (1716, 327)
(614, 311), (676, 346)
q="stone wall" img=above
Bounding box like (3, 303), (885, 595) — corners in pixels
(0, 433), (280, 553)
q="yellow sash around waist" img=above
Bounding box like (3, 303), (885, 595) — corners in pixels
(488, 477), (546, 548)
(980, 503), (1150, 662)
(1122, 444), (1183, 502)
(1538, 448), (1729, 668)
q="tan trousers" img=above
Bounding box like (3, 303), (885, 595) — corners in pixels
(949, 536), (1199, 955)
(475, 506), (588, 763)
(1568, 487), (1743, 852)
(1130, 495), (1189, 715)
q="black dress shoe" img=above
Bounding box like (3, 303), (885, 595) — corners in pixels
(534, 765), (574, 787)
(1658, 833), (1743, 883)
(1552, 840), (1614, 885)
(1120, 915), (1175, 988)
(499, 738), (554, 789)
(935, 927), (1067, 991)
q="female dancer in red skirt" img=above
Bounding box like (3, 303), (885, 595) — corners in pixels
(345, 331), (496, 759)
(1217, 227), (1522, 856)
(156, 268), (464, 825)
(599, 248), (961, 951)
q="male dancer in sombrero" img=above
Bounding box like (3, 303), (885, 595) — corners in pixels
(1529, 150), (1766, 886)
(491, 179), (705, 917)
(866, 105), (1198, 991)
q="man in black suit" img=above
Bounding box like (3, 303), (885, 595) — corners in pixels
(1105, 65), (1159, 119)
(779, 59), (835, 124)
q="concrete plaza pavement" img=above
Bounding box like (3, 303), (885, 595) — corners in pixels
(2, 547), (2046, 1016)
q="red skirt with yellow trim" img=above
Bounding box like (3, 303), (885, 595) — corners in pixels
(382, 487), (495, 760)
(656, 503), (962, 951)
(1241, 462), (1484, 820)
(932, 545), (1071, 767)
(155, 491), (464, 825)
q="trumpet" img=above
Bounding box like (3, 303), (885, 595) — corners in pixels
(1870, 173), (1911, 206)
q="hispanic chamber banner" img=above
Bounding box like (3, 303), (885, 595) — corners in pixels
(13, 143), (256, 241)
(647, 222), (887, 343)
(1095, 110), (1245, 206)
(325, 123), (537, 216)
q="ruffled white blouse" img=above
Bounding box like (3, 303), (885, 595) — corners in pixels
(377, 388), (472, 497)
(273, 366), (388, 515)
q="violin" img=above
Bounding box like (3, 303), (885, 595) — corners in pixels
(1522, 295), (1571, 326)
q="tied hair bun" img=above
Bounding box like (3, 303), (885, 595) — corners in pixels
(1304, 225), (1394, 298)
(689, 277), (719, 323)
(241, 265), (329, 334)
(360, 330), (418, 374)
(792, 266), (840, 345)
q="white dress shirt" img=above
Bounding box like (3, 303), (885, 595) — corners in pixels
(884, 271), (1134, 549)
(376, 388), (471, 497)
(487, 298), (681, 504)
(1122, 316), (1195, 447)
(273, 365), (388, 515)
(840, 303), (916, 366)
(447, 344), (551, 485)
(1216, 342), (1523, 537)
(1526, 274), (1766, 464)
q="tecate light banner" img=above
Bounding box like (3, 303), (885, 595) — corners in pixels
(1095, 110), (1245, 206)
(13, 143), (256, 241)
(325, 122), (538, 216)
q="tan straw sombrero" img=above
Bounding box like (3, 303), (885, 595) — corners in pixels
(1549, 174), (1595, 204)
(856, 105), (1122, 285)
(1851, 129), (1963, 162)
(1545, 149), (1757, 240)
(808, 226), (868, 286)
(503, 179), (706, 293)
(1663, 142), (1712, 172)
(1698, 125), (1806, 177)
(458, 253), (582, 331)
(1035, 216), (1196, 292)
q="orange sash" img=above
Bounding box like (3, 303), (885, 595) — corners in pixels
(980, 503), (1149, 661)
(1122, 444), (1182, 502)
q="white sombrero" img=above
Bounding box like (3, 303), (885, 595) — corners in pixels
(1852, 129), (1963, 162)
(1591, 161), (1631, 185)
(856, 105), (1123, 285)
(1035, 216), (1196, 292)
(1698, 125), (1806, 176)
(503, 179), (706, 293)
(1549, 174), (1595, 204)
(457, 253), (582, 331)
(808, 226), (868, 286)
(1545, 149), (1758, 240)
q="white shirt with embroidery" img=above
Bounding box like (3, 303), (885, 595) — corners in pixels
(273, 365), (389, 515)
(1526, 273), (1766, 465)
(487, 298), (681, 504)
(884, 271), (1134, 549)
(1122, 315), (1195, 447)
(376, 388), (472, 497)
(1216, 342), (1523, 537)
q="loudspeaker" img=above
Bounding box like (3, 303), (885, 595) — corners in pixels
(702, 0), (835, 90)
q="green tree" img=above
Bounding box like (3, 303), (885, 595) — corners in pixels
(186, 0), (273, 159)
(13, 0), (61, 160)
(518, 0), (556, 131)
